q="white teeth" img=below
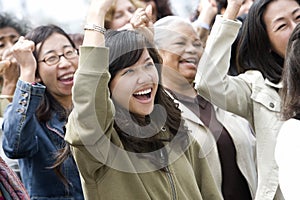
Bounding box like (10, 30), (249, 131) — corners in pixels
(134, 88), (151, 95)
(60, 74), (74, 80)
(185, 58), (196, 64)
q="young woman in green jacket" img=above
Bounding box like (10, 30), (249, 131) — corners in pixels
(64, 0), (222, 199)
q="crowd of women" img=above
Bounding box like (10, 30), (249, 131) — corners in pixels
(0, 0), (299, 199)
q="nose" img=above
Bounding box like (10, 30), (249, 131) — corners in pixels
(58, 56), (72, 68)
(136, 68), (152, 84)
(186, 42), (200, 55)
(291, 21), (298, 30)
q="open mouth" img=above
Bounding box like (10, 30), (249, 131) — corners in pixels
(58, 73), (74, 82)
(133, 88), (152, 101)
(179, 58), (197, 65)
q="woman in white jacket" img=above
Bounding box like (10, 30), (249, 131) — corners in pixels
(196, 0), (300, 199)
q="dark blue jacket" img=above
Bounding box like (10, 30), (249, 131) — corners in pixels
(2, 80), (83, 200)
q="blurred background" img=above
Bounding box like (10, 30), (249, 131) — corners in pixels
(0, 0), (199, 34)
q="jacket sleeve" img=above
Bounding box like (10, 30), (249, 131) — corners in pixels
(195, 15), (254, 123)
(2, 80), (45, 158)
(65, 47), (120, 196)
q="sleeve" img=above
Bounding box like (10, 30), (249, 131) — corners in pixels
(2, 80), (45, 158)
(195, 15), (254, 121)
(65, 47), (120, 197)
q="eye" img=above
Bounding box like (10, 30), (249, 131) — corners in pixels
(174, 41), (185, 46)
(128, 7), (136, 13)
(45, 55), (58, 63)
(65, 50), (74, 57)
(122, 68), (134, 75)
(114, 12), (123, 19)
(276, 24), (286, 31)
(145, 62), (154, 68)
(193, 41), (202, 48)
(12, 39), (18, 44)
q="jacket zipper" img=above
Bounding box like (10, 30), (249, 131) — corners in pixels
(165, 166), (177, 200)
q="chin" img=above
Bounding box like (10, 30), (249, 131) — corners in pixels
(133, 106), (154, 117)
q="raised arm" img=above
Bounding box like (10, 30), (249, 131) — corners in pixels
(195, 0), (256, 122)
(2, 36), (45, 158)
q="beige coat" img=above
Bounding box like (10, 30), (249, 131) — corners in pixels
(175, 98), (257, 198)
(195, 15), (285, 200)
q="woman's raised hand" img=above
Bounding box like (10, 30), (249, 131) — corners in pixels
(223, 0), (243, 20)
(11, 36), (36, 83)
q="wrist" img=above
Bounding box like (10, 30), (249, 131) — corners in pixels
(223, 3), (241, 20)
(194, 19), (210, 30)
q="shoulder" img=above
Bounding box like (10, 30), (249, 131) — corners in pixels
(238, 70), (265, 84)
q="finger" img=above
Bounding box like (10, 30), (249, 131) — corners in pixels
(145, 4), (152, 19)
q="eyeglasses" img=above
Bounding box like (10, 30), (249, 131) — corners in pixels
(38, 47), (78, 66)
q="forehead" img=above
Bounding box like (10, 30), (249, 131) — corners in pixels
(38, 33), (71, 54)
(164, 21), (199, 41)
(0, 27), (20, 38)
(115, 0), (134, 10)
(264, 0), (300, 21)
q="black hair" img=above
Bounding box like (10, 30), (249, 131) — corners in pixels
(105, 30), (190, 167)
(25, 24), (76, 123)
(281, 23), (300, 120)
(236, 0), (300, 83)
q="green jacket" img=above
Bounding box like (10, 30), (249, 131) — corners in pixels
(65, 47), (222, 200)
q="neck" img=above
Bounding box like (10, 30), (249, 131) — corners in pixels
(55, 95), (73, 111)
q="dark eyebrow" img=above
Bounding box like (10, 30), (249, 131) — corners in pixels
(273, 7), (300, 24)
(145, 56), (152, 62)
(293, 7), (300, 15)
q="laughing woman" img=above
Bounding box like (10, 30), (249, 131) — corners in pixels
(64, 0), (222, 199)
(2, 25), (83, 199)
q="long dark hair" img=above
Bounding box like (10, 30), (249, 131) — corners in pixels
(280, 23), (300, 120)
(153, 0), (173, 20)
(236, 0), (298, 83)
(25, 24), (77, 187)
(105, 30), (190, 167)
(25, 24), (76, 123)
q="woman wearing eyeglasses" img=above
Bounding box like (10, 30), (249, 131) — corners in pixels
(1, 24), (84, 200)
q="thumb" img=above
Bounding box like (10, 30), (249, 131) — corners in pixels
(145, 4), (152, 19)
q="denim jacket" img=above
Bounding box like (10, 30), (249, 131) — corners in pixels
(2, 80), (83, 200)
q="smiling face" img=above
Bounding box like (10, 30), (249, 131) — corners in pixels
(37, 32), (78, 105)
(109, 49), (159, 116)
(158, 21), (203, 84)
(264, 0), (300, 57)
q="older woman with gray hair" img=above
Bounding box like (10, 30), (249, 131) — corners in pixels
(154, 15), (257, 199)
